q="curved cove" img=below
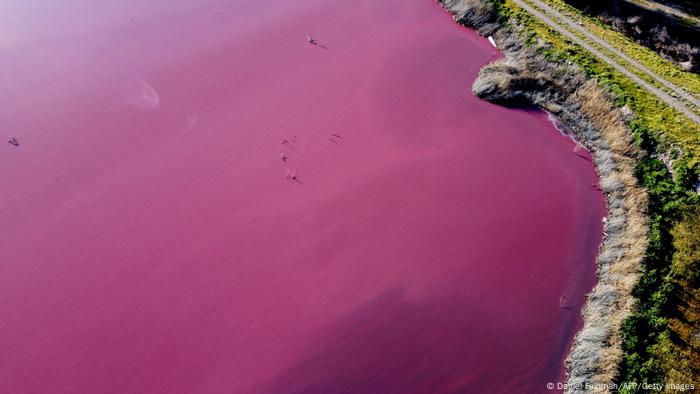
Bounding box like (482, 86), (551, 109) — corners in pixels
(0, 0), (605, 392)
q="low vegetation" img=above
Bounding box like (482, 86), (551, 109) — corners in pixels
(442, 0), (700, 390)
(496, 0), (700, 162)
(442, 0), (648, 386)
(617, 157), (699, 392)
(493, 0), (700, 390)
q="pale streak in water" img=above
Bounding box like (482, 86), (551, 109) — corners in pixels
(125, 78), (160, 109)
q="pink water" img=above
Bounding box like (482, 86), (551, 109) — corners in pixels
(0, 0), (605, 392)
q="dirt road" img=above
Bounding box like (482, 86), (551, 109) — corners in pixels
(512, 0), (700, 125)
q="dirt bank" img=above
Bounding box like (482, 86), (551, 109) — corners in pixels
(439, 0), (650, 391)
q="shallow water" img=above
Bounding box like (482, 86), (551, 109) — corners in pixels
(0, 0), (605, 392)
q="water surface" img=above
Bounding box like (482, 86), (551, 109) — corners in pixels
(0, 0), (605, 392)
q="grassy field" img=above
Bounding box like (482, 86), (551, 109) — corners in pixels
(489, 0), (700, 389)
(495, 0), (700, 163)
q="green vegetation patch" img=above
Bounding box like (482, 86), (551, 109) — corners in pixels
(491, 0), (700, 389)
(499, 0), (700, 163)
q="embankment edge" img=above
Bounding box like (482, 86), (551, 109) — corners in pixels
(437, 0), (650, 391)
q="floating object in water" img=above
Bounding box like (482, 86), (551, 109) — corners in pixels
(8, 136), (19, 146)
(559, 295), (567, 308)
(329, 132), (342, 145)
(282, 138), (297, 151)
(286, 168), (301, 183)
(280, 153), (287, 163)
(306, 34), (327, 49)
(487, 36), (497, 48)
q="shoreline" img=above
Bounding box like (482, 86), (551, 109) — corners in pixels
(437, 0), (649, 390)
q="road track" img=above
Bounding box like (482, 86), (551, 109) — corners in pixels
(511, 0), (700, 125)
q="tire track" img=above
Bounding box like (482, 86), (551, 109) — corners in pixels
(511, 0), (700, 125)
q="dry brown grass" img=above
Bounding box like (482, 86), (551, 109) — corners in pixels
(572, 82), (649, 387)
(439, 0), (652, 390)
(468, 53), (651, 390)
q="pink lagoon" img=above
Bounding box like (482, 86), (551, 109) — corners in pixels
(0, 0), (605, 392)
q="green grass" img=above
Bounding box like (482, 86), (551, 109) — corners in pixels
(617, 158), (699, 391)
(489, 0), (700, 388)
(500, 0), (700, 165)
